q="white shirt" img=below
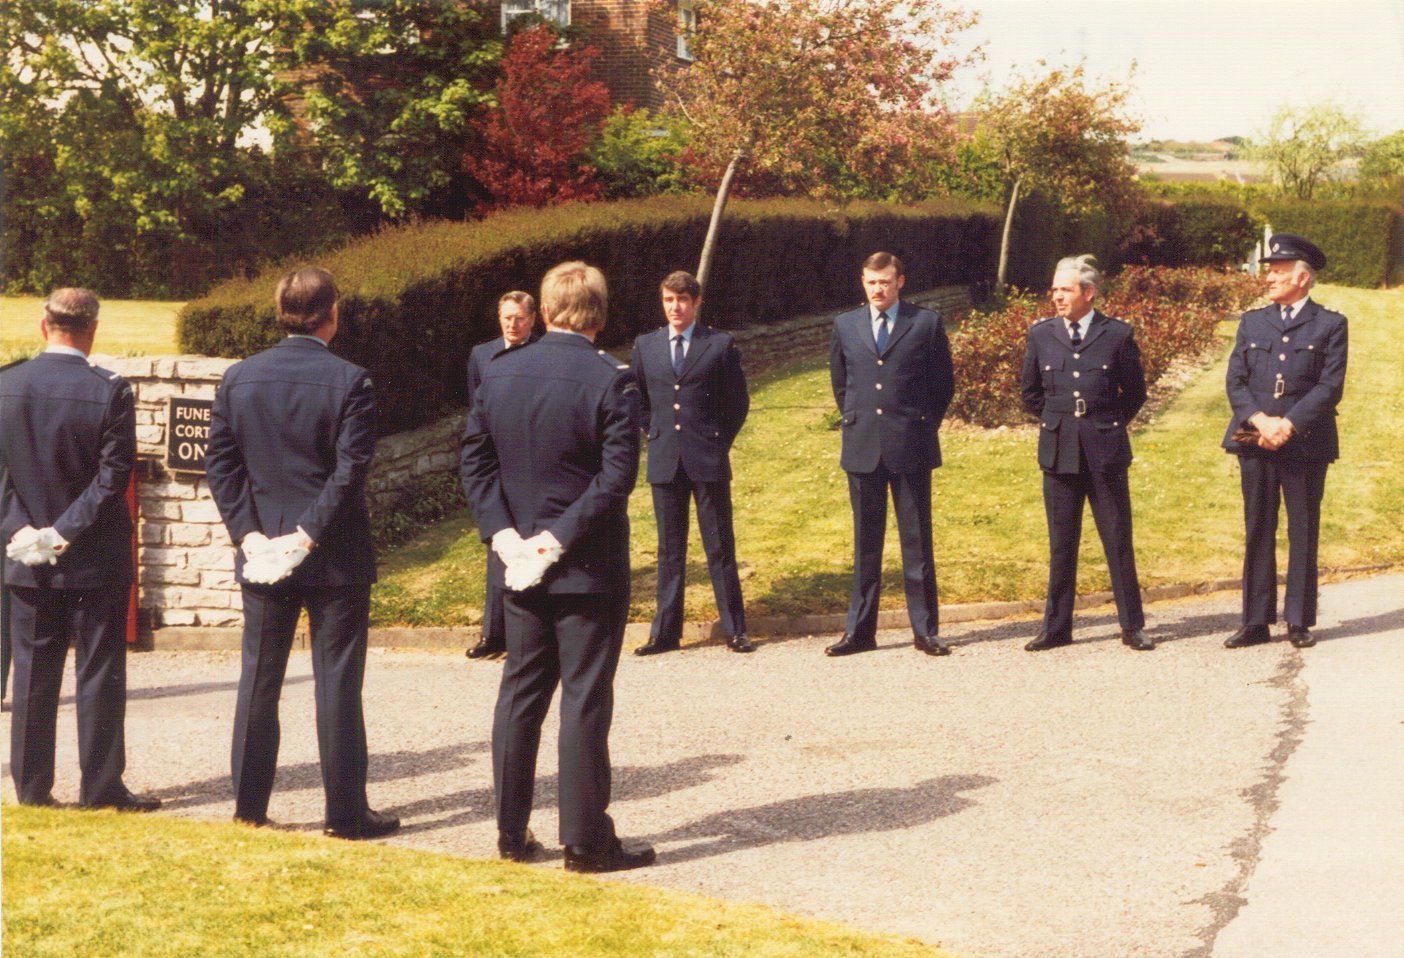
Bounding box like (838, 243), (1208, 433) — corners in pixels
(1279, 296), (1309, 323)
(1064, 308), (1094, 341)
(869, 303), (896, 343)
(286, 334), (328, 347)
(44, 345), (87, 359)
(668, 321), (696, 360)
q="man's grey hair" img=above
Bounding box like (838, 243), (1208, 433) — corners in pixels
(43, 288), (101, 331)
(1294, 260), (1318, 290)
(1053, 254), (1102, 297)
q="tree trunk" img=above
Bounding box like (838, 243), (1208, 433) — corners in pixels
(696, 148), (744, 310)
(997, 174), (1022, 289)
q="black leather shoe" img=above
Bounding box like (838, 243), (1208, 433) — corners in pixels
(1288, 626), (1316, 648)
(86, 790), (161, 813)
(1224, 625), (1272, 648)
(824, 634), (875, 657)
(323, 809), (400, 840)
(1025, 631), (1073, 652)
(498, 828), (544, 862)
(634, 638), (679, 656)
(914, 634), (951, 656)
(466, 638), (504, 659)
(1121, 629), (1155, 651)
(563, 837), (656, 873)
(726, 633), (756, 653)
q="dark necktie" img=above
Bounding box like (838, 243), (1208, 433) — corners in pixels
(1281, 305), (1292, 326)
(672, 334), (685, 376)
(1069, 321), (1082, 350)
(875, 312), (889, 352)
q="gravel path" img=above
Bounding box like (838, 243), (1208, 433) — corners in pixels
(5, 575), (1400, 958)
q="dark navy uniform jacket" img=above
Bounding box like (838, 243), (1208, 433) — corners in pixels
(206, 337), (378, 587)
(467, 333), (540, 413)
(460, 332), (640, 596)
(1222, 300), (1347, 463)
(829, 301), (955, 474)
(630, 324), (749, 485)
(1021, 311), (1148, 473)
(0, 352), (135, 589)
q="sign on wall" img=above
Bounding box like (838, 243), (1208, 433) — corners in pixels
(165, 397), (213, 473)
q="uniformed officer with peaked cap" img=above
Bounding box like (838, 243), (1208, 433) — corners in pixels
(0, 289), (160, 810)
(1020, 256), (1153, 652)
(1222, 233), (1346, 649)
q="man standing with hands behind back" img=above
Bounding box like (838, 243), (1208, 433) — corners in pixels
(827, 252), (955, 658)
(461, 261), (654, 873)
(631, 270), (752, 656)
(206, 267), (398, 839)
(1222, 233), (1347, 650)
(464, 291), (540, 661)
(1, 289), (159, 812)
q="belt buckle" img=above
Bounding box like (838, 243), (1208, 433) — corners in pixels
(1074, 398), (1086, 417)
(1274, 375), (1285, 400)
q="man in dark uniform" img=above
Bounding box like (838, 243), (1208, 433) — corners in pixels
(461, 261), (654, 873)
(1020, 256), (1153, 652)
(1222, 234), (1347, 650)
(206, 267), (399, 839)
(0, 289), (159, 810)
(631, 270), (752, 656)
(464, 291), (540, 660)
(827, 251), (955, 657)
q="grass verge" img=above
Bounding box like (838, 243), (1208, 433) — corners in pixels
(0, 296), (183, 362)
(2, 804), (942, 958)
(371, 284), (1402, 628)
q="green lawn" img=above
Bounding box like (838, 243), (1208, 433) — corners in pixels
(372, 284), (1404, 628)
(0, 296), (183, 362)
(2, 804), (942, 958)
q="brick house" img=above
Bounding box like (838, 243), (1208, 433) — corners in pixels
(494, 0), (695, 110)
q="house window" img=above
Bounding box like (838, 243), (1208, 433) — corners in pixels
(501, 0), (569, 32)
(676, 0), (696, 60)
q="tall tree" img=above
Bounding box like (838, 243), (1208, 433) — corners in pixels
(974, 63), (1141, 288)
(463, 25), (611, 210)
(655, 0), (978, 292)
(1249, 101), (1366, 200)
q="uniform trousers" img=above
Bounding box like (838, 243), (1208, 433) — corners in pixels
(845, 467), (939, 642)
(480, 555), (506, 649)
(1238, 455), (1328, 628)
(1041, 464), (1144, 637)
(232, 582), (371, 825)
(493, 590), (627, 847)
(7, 585), (128, 805)
(650, 471), (746, 641)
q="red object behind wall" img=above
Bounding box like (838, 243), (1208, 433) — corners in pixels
(128, 471), (138, 645)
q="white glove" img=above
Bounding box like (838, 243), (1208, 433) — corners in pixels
(6, 526), (68, 566)
(503, 531), (563, 591)
(241, 529), (312, 585)
(490, 528), (529, 566)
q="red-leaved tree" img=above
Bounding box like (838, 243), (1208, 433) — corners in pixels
(464, 25), (611, 209)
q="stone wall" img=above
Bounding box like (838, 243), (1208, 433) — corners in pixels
(97, 355), (241, 629)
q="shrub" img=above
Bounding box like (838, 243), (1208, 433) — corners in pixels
(948, 266), (1261, 427)
(180, 196), (1007, 433)
(1253, 198), (1402, 287)
(590, 107), (691, 199)
(1123, 195), (1262, 268)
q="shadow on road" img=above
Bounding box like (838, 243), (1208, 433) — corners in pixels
(648, 773), (997, 865)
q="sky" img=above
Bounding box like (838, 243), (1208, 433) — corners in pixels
(944, 0), (1404, 142)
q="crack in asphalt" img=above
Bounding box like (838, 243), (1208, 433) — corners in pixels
(1183, 648), (1310, 958)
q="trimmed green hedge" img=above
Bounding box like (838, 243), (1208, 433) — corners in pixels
(1124, 195), (1262, 268)
(179, 196), (1008, 433)
(1254, 198), (1402, 288)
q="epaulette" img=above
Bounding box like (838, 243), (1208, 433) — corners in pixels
(0, 357), (29, 373)
(1032, 316), (1055, 327)
(1104, 315), (1129, 326)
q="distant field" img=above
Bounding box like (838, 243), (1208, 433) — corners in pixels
(1135, 155), (1265, 184)
(0, 296), (183, 362)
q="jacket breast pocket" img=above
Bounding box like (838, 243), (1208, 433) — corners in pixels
(1241, 340), (1272, 372)
(1290, 341), (1323, 378)
(1040, 356), (1064, 386)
